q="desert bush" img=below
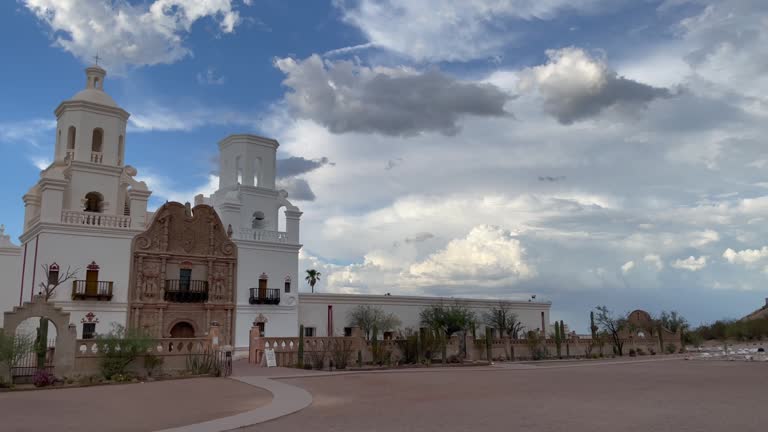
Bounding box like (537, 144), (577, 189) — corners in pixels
(308, 343), (328, 370)
(665, 343), (677, 354)
(330, 339), (354, 370)
(628, 348), (637, 357)
(144, 353), (164, 377)
(97, 324), (153, 379)
(636, 347), (646, 356)
(185, 349), (221, 376)
(0, 330), (34, 384)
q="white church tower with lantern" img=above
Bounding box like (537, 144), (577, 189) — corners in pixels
(201, 134), (303, 347)
(16, 64), (152, 336)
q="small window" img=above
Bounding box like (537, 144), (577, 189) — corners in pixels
(48, 263), (60, 285)
(252, 211), (265, 229)
(383, 331), (393, 340)
(83, 323), (96, 339)
(344, 327), (353, 337)
(91, 128), (103, 152)
(284, 278), (291, 293)
(67, 126), (76, 150)
(84, 192), (103, 213)
(304, 327), (315, 337)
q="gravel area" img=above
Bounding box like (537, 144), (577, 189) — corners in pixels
(250, 359), (768, 432)
(0, 377), (272, 432)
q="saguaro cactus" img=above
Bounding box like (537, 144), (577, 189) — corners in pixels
(554, 323), (562, 358)
(590, 311), (598, 339)
(485, 330), (492, 361)
(298, 325), (305, 368)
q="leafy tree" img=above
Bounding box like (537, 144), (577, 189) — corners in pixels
(660, 310), (689, 344)
(304, 269), (321, 293)
(525, 330), (546, 360)
(482, 302), (526, 339)
(0, 330), (34, 385)
(347, 305), (401, 341)
(420, 302), (476, 362)
(594, 305), (627, 356)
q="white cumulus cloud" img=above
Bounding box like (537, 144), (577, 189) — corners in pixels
(722, 246), (768, 265)
(670, 255), (708, 271)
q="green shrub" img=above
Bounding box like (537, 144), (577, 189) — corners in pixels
(185, 349), (221, 376)
(665, 343), (677, 354)
(628, 348), (636, 357)
(143, 353), (164, 377)
(97, 324), (153, 380)
(330, 339), (354, 370)
(636, 347), (646, 356)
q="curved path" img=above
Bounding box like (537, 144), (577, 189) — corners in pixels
(155, 376), (312, 432)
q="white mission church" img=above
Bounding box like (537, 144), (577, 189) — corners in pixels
(0, 66), (551, 352)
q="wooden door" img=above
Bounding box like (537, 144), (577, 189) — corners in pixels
(179, 269), (192, 291)
(258, 278), (267, 300)
(85, 270), (98, 295)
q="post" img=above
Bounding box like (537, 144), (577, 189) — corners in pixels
(208, 321), (221, 351)
(298, 325), (305, 369)
(249, 321), (262, 365)
(485, 331), (492, 362)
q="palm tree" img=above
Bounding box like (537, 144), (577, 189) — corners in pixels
(305, 269), (321, 293)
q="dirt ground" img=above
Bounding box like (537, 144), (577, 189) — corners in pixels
(250, 359), (768, 432)
(0, 377), (272, 432)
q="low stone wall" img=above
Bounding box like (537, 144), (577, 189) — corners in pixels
(73, 337), (212, 376)
(250, 331), (685, 368)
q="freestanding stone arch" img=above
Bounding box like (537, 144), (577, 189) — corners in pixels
(2, 295), (77, 376)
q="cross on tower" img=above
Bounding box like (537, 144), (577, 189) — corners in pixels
(92, 53), (102, 66)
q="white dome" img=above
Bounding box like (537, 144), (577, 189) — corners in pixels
(70, 88), (118, 108)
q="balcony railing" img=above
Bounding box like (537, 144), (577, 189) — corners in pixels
(72, 280), (113, 301)
(235, 228), (289, 243)
(249, 288), (281, 305)
(65, 150), (75, 161)
(61, 210), (132, 229)
(91, 151), (103, 164)
(164, 279), (209, 303)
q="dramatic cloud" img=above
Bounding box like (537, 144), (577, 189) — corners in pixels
(276, 156), (332, 179)
(23, 0), (247, 72)
(519, 47), (671, 124)
(670, 256), (708, 271)
(407, 225), (535, 287)
(337, 0), (625, 62)
(274, 55), (511, 136)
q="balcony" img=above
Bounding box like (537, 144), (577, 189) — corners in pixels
(61, 210), (132, 229)
(249, 288), (281, 305)
(235, 228), (289, 243)
(164, 279), (209, 303)
(72, 280), (113, 301)
(90, 151), (103, 164)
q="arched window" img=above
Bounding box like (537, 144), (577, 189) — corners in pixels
(48, 263), (60, 285)
(284, 276), (291, 293)
(252, 211), (265, 229)
(84, 192), (103, 213)
(170, 321), (195, 338)
(117, 135), (124, 165)
(91, 128), (103, 152)
(236, 155), (243, 184)
(93, 77), (101, 89)
(253, 157), (262, 187)
(67, 126), (76, 151)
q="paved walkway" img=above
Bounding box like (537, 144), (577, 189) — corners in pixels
(0, 378), (271, 432)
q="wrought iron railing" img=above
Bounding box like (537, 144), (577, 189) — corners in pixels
(72, 280), (113, 301)
(61, 210), (132, 228)
(164, 279), (209, 303)
(249, 288), (281, 305)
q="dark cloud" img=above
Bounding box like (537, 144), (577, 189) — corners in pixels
(277, 177), (316, 201)
(405, 232), (435, 243)
(538, 175), (566, 182)
(277, 156), (332, 178)
(521, 48), (671, 125)
(275, 55), (512, 136)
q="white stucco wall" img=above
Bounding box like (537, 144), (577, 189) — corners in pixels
(0, 241), (22, 328)
(299, 293), (551, 338)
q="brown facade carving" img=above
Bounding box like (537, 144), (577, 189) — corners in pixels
(128, 202), (237, 345)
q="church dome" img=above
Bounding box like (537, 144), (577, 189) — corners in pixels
(70, 88), (118, 107)
(68, 65), (118, 108)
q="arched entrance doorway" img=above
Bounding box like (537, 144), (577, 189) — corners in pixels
(170, 321), (195, 338)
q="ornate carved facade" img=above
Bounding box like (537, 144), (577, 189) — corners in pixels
(128, 202), (237, 344)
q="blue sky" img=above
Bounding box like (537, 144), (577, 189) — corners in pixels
(2, 0), (768, 331)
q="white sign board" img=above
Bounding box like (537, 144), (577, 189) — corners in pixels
(265, 348), (277, 368)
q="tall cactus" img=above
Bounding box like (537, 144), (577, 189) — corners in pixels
(554, 322), (562, 358)
(561, 320), (568, 358)
(657, 323), (664, 354)
(590, 311), (597, 339)
(485, 330), (492, 362)
(298, 325), (305, 368)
